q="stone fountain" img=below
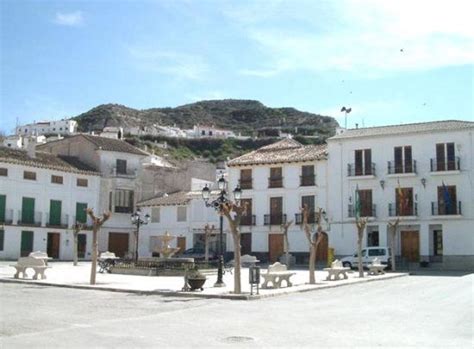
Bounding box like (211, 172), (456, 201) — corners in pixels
(155, 231), (181, 258)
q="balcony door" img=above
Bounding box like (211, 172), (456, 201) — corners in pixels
(359, 190), (373, 217)
(355, 149), (372, 175)
(396, 188), (414, 216)
(22, 197), (35, 224)
(270, 197), (283, 224)
(394, 146), (412, 173)
(240, 199), (253, 225)
(437, 185), (457, 214)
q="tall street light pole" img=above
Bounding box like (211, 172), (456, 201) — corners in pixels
(131, 209), (150, 263)
(201, 174), (242, 287)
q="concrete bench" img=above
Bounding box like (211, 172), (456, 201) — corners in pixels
(368, 258), (387, 275)
(29, 251), (53, 265)
(11, 256), (50, 280)
(324, 260), (350, 281)
(261, 262), (295, 288)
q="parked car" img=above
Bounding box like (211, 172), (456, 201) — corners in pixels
(340, 247), (391, 269)
(180, 247), (218, 261)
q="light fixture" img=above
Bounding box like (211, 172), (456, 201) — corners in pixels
(421, 178), (426, 188)
(201, 185), (210, 201)
(233, 185), (242, 201)
(379, 180), (385, 189)
(217, 175), (226, 191)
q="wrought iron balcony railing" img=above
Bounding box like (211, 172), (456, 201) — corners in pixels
(347, 163), (376, 177)
(430, 157), (460, 172)
(348, 204), (377, 218)
(264, 214), (287, 225)
(388, 203), (418, 216)
(431, 201), (462, 215)
(387, 160), (417, 174)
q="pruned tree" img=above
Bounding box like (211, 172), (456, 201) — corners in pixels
(302, 205), (325, 284)
(203, 223), (216, 262)
(72, 222), (84, 266)
(355, 216), (368, 278)
(87, 208), (111, 285)
(281, 220), (294, 267)
(220, 201), (247, 294)
(388, 218), (400, 271)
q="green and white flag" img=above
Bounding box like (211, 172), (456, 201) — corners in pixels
(355, 185), (361, 219)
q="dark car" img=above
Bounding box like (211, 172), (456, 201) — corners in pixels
(181, 247), (218, 260)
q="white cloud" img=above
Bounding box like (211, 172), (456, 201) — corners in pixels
(127, 46), (209, 80)
(224, 0), (474, 77)
(54, 11), (84, 27)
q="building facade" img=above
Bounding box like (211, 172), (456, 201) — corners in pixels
(16, 119), (78, 136)
(0, 147), (100, 260)
(326, 120), (474, 269)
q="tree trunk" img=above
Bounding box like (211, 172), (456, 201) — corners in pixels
(284, 234), (290, 266)
(357, 233), (364, 278)
(390, 228), (397, 272)
(309, 245), (316, 284)
(232, 233), (241, 294)
(205, 234), (209, 263)
(90, 229), (98, 285)
(73, 232), (78, 266)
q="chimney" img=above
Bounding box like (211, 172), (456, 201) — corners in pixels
(27, 139), (37, 158)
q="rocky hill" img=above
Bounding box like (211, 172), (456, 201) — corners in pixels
(74, 99), (338, 137)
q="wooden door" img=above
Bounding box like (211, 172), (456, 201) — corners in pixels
(401, 231), (419, 262)
(78, 233), (87, 258)
(316, 232), (328, 261)
(177, 236), (186, 254)
(20, 231), (34, 257)
(268, 234), (284, 263)
(108, 232), (129, 258)
(47, 232), (60, 259)
(241, 233), (252, 255)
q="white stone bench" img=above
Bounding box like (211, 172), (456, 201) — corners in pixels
(324, 260), (350, 281)
(368, 258), (387, 275)
(261, 262), (295, 288)
(11, 256), (50, 280)
(29, 251), (53, 265)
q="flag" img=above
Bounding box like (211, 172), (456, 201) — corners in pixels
(355, 185), (361, 219)
(442, 181), (452, 214)
(397, 180), (406, 215)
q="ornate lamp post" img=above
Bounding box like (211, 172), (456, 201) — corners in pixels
(131, 209), (150, 262)
(202, 174), (242, 287)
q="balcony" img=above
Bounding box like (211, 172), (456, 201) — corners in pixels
(268, 177), (283, 188)
(0, 209), (14, 225)
(240, 214), (256, 226)
(348, 204), (376, 218)
(430, 157), (460, 172)
(264, 214), (287, 225)
(72, 216), (94, 230)
(110, 167), (137, 178)
(300, 175), (316, 186)
(431, 202), (462, 216)
(387, 160), (417, 175)
(347, 163), (376, 177)
(295, 213), (316, 225)
(46, 214), (69, 228)
(388, 203), (418, 217)
(17, 211), (42, 226)
(239, 178), (253, 190)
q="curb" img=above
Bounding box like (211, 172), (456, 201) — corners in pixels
(0, 273), (408, 300)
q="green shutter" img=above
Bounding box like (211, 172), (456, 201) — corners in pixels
(21, 231), (33, 256)
(50, 200), (62, 225)
(76, 203), (88, 223)
(22, 197), (35, 224)
(0, 195), (6, 223)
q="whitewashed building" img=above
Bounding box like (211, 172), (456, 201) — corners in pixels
(326, 120), (474, 269)
(0, 147), (100, 260)
(226, 138), (328, 263)
(190, 124), (236, 139)
(16, 119), (78, 136)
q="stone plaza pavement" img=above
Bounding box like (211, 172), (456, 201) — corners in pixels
(0, 261), (407, 299)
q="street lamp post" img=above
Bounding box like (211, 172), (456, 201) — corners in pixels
(201, 174), (242, 287)
(131, 209), (150, 263)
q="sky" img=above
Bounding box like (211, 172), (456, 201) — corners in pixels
(1, 0), (473, 134)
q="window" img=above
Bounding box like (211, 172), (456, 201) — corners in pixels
(201, 130), (205, 136)
(239, 169), (252, 189)
(353, 149), (372, 176)
(151, 207), (160, 223)
(0, 229), (4, 251)
(301, 165), (315, 186)
(0, 168), (7, 176)
(354, 189), (373, 217)
(51, 175), (63, 184)
(240, 199), (253, 225)
(269, 167), (283, 188)
(367, 230), (379, 247)
(114, 190), (134, 213)
(177, 206), (187, 222)
(433, 230), (443, 256)
(395, 188), (414, 216)
(23, 171), (36, 180)
(368, 248), (385, 257)
(301, 195), (315, 223)
(393, 146), (413, 173)
(116, 159), (127, 174)
(434, 143), (458, 171)
(266, 197), (284, 225)
(76, 203), (88, 223)
(77, 178), (88, 187)
(436, 185), (457, 215)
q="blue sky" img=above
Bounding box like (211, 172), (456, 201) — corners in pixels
(1, 0), (473, 134)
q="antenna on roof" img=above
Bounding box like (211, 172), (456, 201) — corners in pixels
(340, 107), (352, 128)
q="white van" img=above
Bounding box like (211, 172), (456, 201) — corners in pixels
(340, 247), (391, 269)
